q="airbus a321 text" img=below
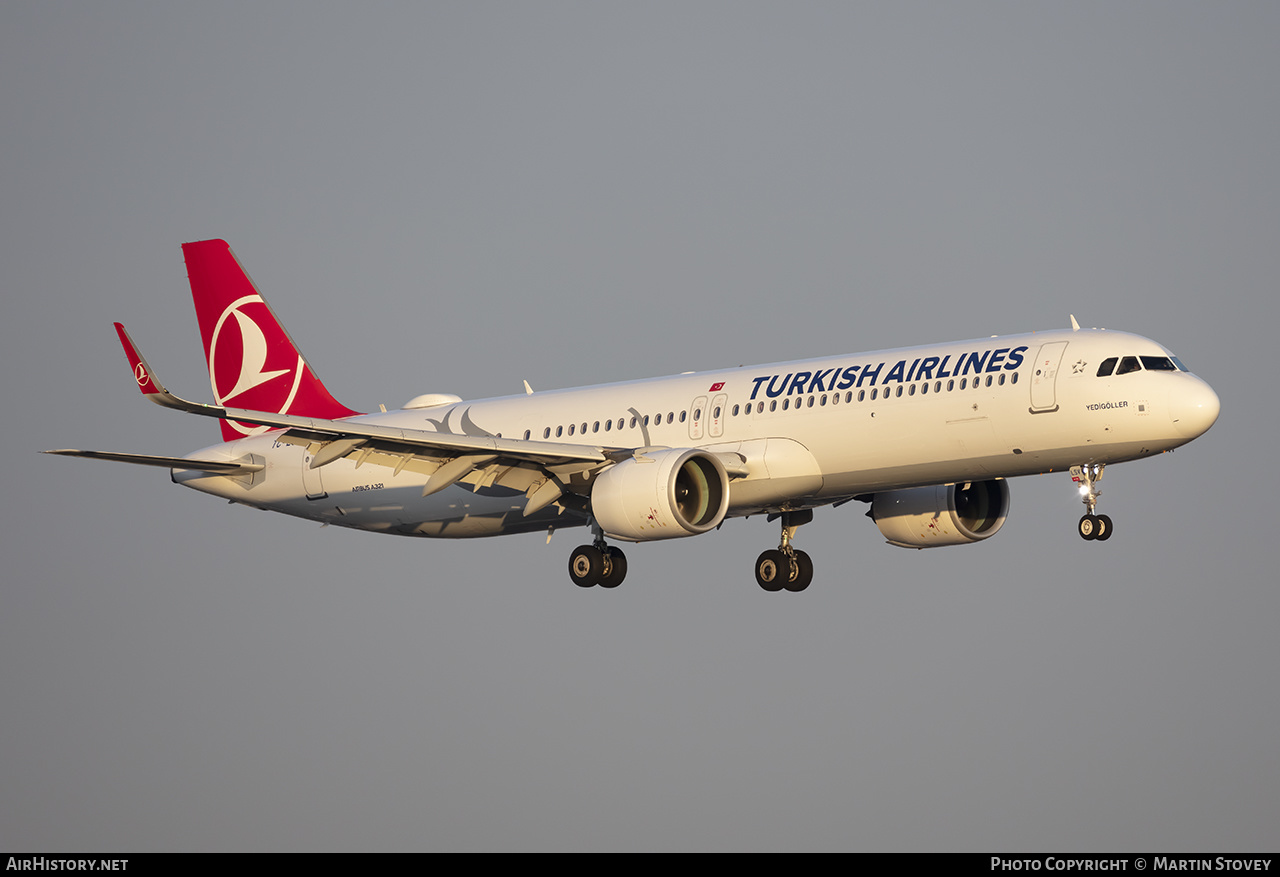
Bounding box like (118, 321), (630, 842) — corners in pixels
(46, 240), (1220, 591)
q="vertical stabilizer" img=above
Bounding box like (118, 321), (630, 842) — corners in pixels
(182, 239), (359, 441)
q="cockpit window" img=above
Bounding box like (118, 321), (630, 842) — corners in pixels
(1116, 356), (1142, 375)
(1101, 354), (1183, 377)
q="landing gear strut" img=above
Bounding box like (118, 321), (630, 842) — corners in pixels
(568, 521), (628, 588)
(755, 510), (814, 592)
(1071, 464), (1113, 542)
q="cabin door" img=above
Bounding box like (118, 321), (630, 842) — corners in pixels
(1029, 341), (1069, 413)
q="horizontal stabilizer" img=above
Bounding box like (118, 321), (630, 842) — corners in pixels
(42, 449), (264, 474)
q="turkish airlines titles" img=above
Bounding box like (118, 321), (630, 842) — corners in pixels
(747, 344), (1030, 400)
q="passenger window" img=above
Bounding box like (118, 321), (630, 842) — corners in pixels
(667, 413), (674, 424)
(807, 396), (815, 408)
(870, 388), (878, 400)
(1011, 372), (1019, 384)
(642, 415), (649, 427)
(1141, 356), (1177, 371)
(769, 400), (777, 412)
(909, 384), (917, 396)
(1097, 357), (1117, 377)
(680, 411), (687, 423)
(568, 424), (575, 436)
(556, 426), (563, 437)
(732, 404), (739, 416)
(947, 379), (954, 391)
(693, 408), (701, 420)
(593, 421), (600, 433)
(543, 427), (550, 439)
(757, 401), (764, 413)
(857, 390), (865, 402)
(998, 373), (1006, 386)
(524, 430), (531, 440)
(895, 386), (903, 397)
(604, 420), (611, 431)
(985, 375), (993, 387)
(1117, 356), (1142, 375)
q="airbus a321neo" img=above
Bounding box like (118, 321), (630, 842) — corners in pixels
(46, 240), (1220, 591)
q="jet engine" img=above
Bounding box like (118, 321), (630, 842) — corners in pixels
(871, 479), (1009, 548)
(591, 449), (730, 542)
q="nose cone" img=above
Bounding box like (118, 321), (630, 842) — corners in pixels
(1169, 378), (1221, 439)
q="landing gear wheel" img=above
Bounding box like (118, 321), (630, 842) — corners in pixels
(1078, 515), (1098, 541)
(785, 550), (813, 592)
(755, 549), (789, 592)
(1095, 514), (1113, 541)
(597, 546), (628, 588)
(569, 545), (604, 587)
(1071, 464), (1114, 543)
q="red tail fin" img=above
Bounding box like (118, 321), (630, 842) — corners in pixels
(182, 239), (359, 442)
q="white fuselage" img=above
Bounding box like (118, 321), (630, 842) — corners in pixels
(174, 328), (1219, 538)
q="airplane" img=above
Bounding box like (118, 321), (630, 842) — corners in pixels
(45, 239), (1220, 591)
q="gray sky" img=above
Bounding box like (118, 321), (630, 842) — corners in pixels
(3, 2), (1277, 852)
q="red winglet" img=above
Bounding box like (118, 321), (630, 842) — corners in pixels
(114, 322), (163, 396)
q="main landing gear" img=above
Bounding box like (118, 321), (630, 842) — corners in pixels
(568, 522), (628, 588)
(755, 510), (814, 592)
(1071, 463), (1113, 542)
(567, 512), (819, 591)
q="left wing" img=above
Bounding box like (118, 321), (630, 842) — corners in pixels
(113, 323), (629, 513)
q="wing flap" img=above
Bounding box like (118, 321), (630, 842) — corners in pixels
(229, 408), (613, 464)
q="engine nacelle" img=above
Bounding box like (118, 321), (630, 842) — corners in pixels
(591, 449), (730, 542)
(871, 479), (1009, 548)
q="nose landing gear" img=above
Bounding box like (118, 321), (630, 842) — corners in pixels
(754, 510), (814, 592)
(1071, 464), (1113, 541)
